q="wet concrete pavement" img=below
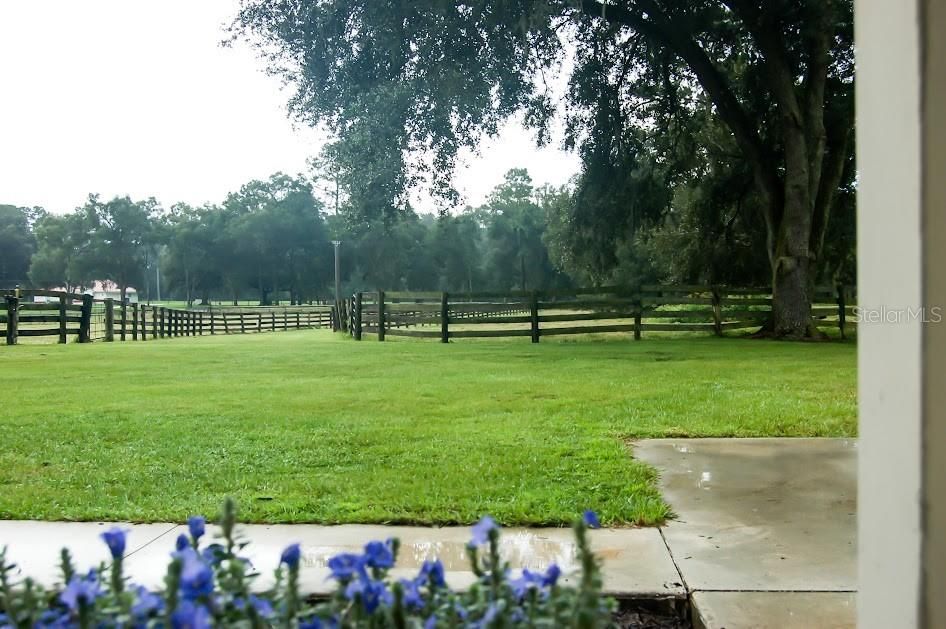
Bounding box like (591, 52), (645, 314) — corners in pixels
(0, 520), (684, 598)
(637, 438), (857, 629)
(0, 438), (856, 628)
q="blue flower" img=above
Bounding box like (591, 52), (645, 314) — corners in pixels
(187, 516), (206, 542)
(172, 546), (199, 563)
(424, 614), (437, 629)
(363, 540), (394, 569)
(131, 585), (164, 618)
(470, 516), (498, 546)
(453, 603), (469, 620)
(171, 600), (212, 629)
(201, 543), (226, 567)
(281, 543), (302, 569)
(345, 575), (393, 613)
(59, 571), (101, 612)
(419, 559), (446, 587)
(583, 510), (601, 529)
(327, 553), (365, 581)
(543, 564), (561, 587)
(179, 556), (214, 600)
(299, 616), (339, 629)
(33, 609), (71, 628)
(250, 595), (274, 619)
(509, 568), (543, 599)
(399, 578), (424, 609)
(235, 595), (275, 619)
(175, 533), (191, 552)
(100, 527), (127, 559)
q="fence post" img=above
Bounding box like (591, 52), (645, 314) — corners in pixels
(530, 291), (540, 343)
(132, 303), (139, 341)
(141, 305), (148, 341)
(240, 312), (246, 334)
(120, 302), (127, 341)
(377, 290), (386, 341)
(79, 294), (93, 343)
(210, 307), (215, 335)
(837, 284), (847, 340)
(152, 306), (158, 339)
(104, 299), (115, 341)
(199, 312), (204, 335)
(633, 286), (642, 341)
(159, 307), (165, 338)
(711, 286), (723, 336)
(354, 292), (363, 340)
(5, 296), (18, 345)
(58, 295), (68, 344)
(440, 292), (449, 343)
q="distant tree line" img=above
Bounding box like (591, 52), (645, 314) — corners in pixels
(0, 158), (855, 306)
(0, 169), (565, 304)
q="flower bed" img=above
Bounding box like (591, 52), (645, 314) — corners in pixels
(0, 500), (616, 628)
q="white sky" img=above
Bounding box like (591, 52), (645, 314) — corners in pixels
(0, 1), (579, 215)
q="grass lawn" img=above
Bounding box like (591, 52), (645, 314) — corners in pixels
(0, 331), (856, 526)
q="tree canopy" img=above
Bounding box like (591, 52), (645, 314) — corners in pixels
(232, 0), (855, 337)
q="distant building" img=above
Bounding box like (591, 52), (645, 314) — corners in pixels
(34, 280), (139, 304)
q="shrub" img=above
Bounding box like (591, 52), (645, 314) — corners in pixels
(0, 500), (615, 628)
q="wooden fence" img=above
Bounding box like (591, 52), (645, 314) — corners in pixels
(335, 285), (856, 342)
(1, 289), (334, 345)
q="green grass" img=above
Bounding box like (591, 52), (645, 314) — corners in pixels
(0, 331), (856, 526)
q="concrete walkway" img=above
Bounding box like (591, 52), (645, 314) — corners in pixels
(636, 438), (857, 629)
(0, 438), (856, 628)
(0, 521), (683, 598)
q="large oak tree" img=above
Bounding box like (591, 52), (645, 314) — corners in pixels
(234, 0), (853, 337)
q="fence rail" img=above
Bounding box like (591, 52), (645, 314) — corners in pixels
(1, 288), (334, 345)
(334, 284), (856, 342)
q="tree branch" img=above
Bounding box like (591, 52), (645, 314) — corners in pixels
(809, 97), (852, 263)
(801, 2), (834, 210)
(574, 0), (782, 238)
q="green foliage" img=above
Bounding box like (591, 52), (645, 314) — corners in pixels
(476, 169), (568, 291)
(0, 205), (36, 287)
(232, 0), (857, 333)
(81, 195), (161, 299)
(221, 173), (333, 305)
(230, 1), (564, 220)
(29, 210), (98, 291)
(0, 331), (855, 525)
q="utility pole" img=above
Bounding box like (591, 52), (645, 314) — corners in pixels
(332, 240), (342, 306)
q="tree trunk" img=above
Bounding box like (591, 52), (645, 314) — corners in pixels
(769, 120), (815, 338)
(771, 244), (813, 337)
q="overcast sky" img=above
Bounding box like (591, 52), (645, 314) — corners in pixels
(0, 1), (579, 215)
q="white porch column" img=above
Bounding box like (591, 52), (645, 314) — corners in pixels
(856, 0), (945, 626)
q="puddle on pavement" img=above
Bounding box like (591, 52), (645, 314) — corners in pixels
(300, 531), (579, 572)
